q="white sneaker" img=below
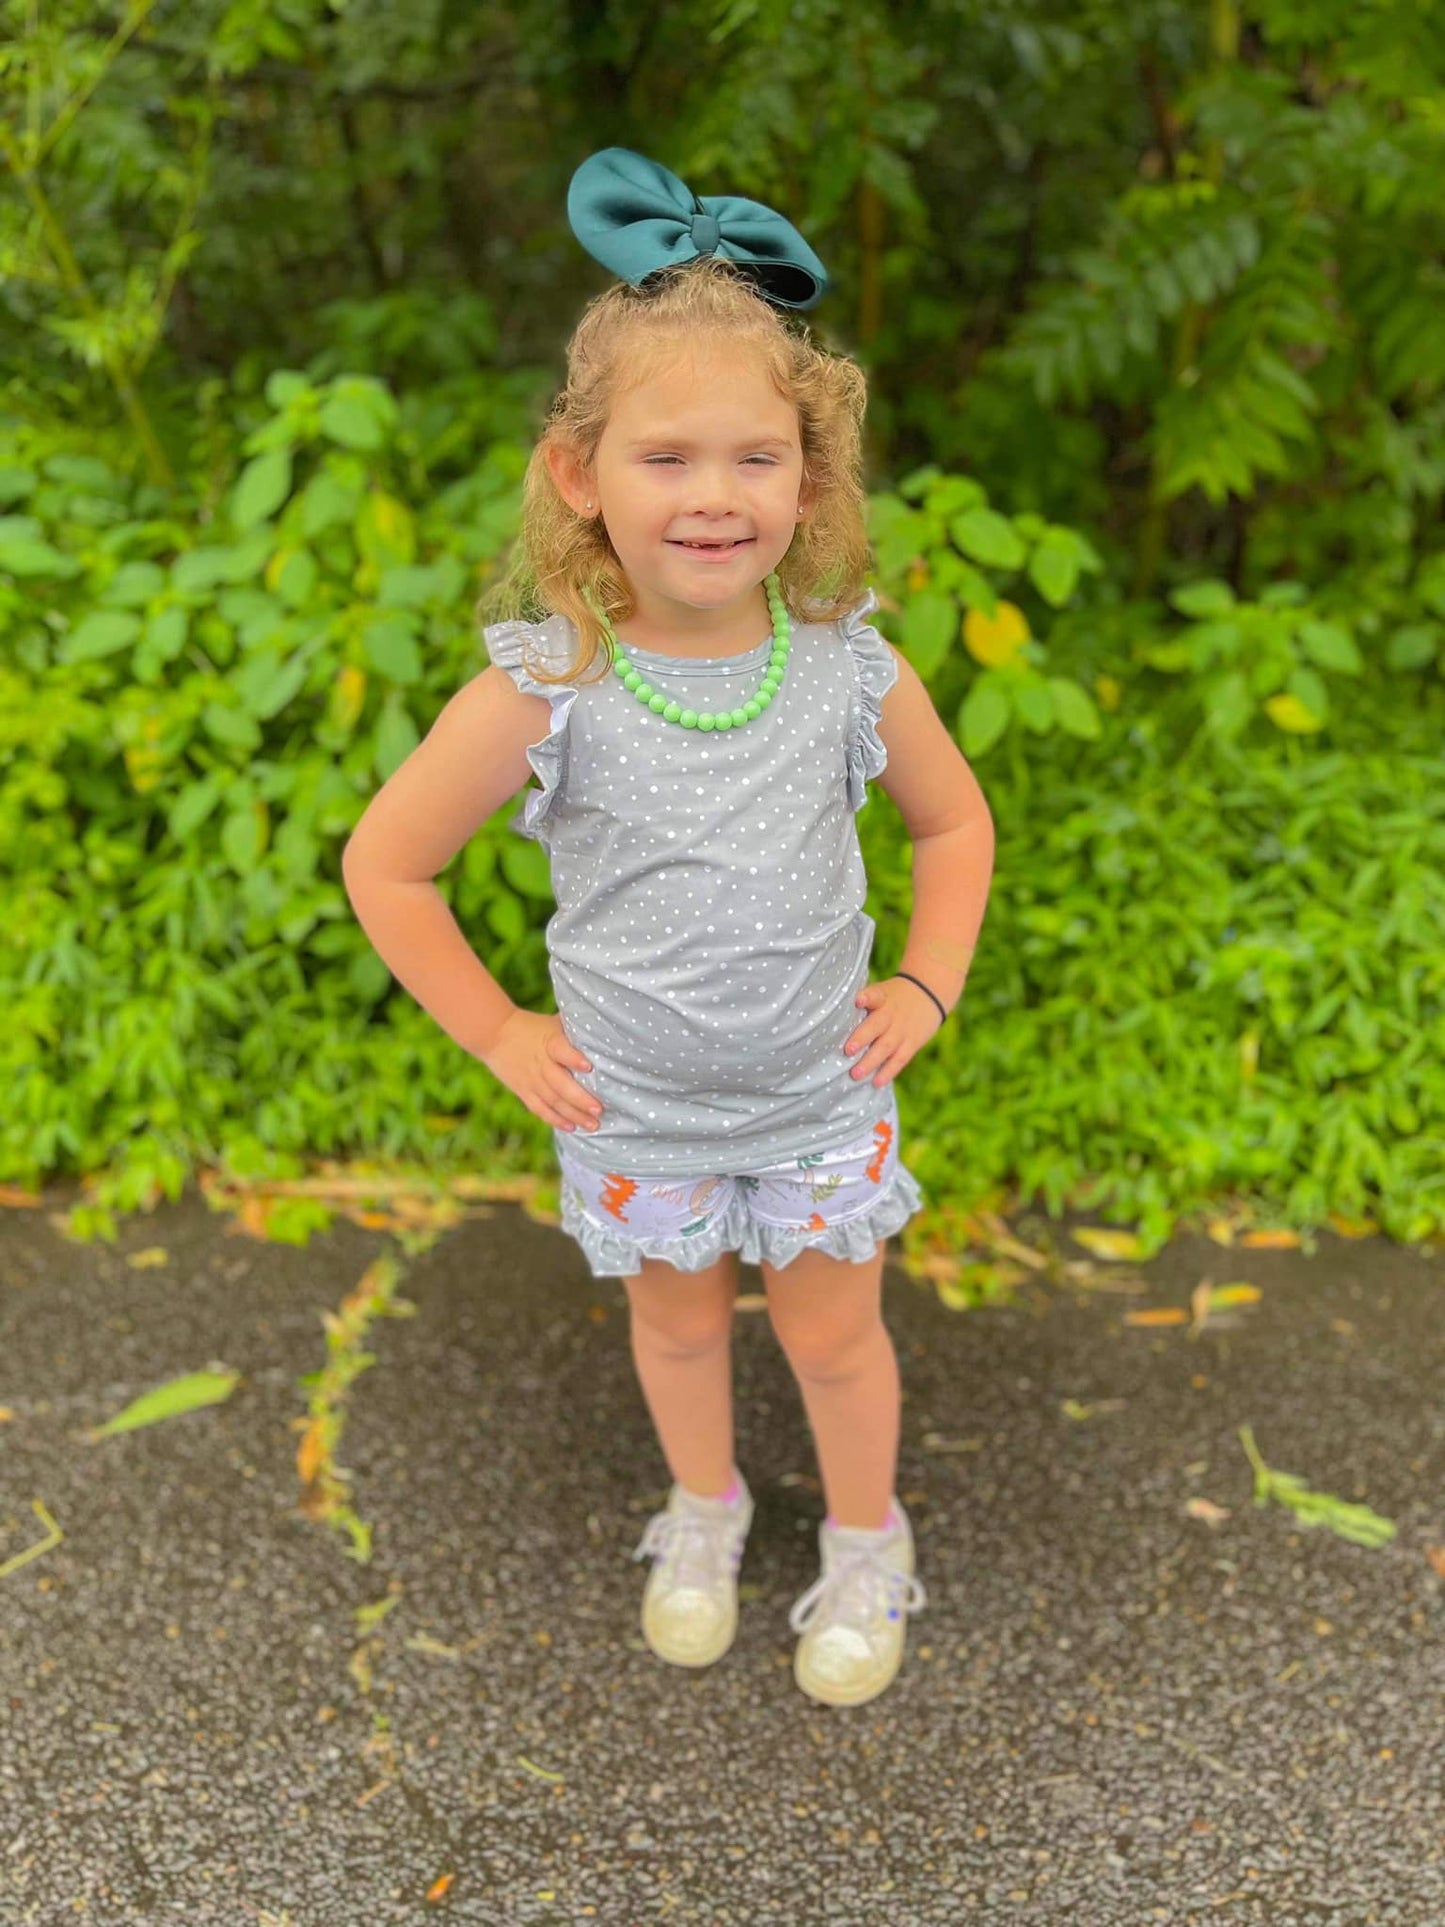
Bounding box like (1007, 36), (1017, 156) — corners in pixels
(631, 1474), (755, 1668)
(788, 1499), (927, 1707)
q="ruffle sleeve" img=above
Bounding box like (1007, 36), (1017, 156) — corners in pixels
(839, 587), (900, 814)
(483, 615), (582, 847)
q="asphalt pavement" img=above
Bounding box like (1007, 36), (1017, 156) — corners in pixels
(1, 1182), (1441, 1925)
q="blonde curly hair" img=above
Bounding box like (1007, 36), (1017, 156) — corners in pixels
(475, 252), (873, 688)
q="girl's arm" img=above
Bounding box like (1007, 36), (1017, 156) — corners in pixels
(341, 668), (555, 1059)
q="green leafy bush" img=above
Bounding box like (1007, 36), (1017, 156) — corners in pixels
(2, 374), (1439, 1253)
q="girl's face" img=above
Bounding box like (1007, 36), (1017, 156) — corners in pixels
(554, 342), (810, 631)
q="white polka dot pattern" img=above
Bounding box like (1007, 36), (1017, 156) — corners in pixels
(482, 591), (900, 1179)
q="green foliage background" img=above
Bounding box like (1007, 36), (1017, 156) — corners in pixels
(2, 0), (1440, 1253)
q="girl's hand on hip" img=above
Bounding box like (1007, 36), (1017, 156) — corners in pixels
(843, 978), (944, 1088)
(476, 1010), (603, 1133)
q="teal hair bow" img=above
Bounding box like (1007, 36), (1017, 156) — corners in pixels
(566, 147), (829, 311)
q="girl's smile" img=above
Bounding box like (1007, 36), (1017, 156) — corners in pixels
(668, 536), (756, 561)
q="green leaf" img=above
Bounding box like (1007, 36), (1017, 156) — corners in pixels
(60, 611), (142, 662)
(951, 507), (1026, 570)
(374, 693), (420, 778)
(897, 465), (942, 501)
(273, 548), (318, 609)
(499, 836), (554, 900)
(0, 535), (80, 578)
(172, 535), (270, 594)
(378, 564), (449, 608)
(265, 369), (312, 409)
(865, 496), (929, 579)
(1386, 624), (1438, 671)
(299, 468), (363, 538)
(1136, 641), (1192, 674)
(1297, 620), (1362, 675)
(218, 588), (284, 646)
(1014, 677), (1055, 733)
(91, 1367), (240, 1439)
(1287, 665), (1330, 721)
(231, 448), (293, 531)
(349, 950), (392, 1009)
(318, 378), (396, 451)
(1258, 580), (1307, 608)
(1048, 677), (1103, 739)
(202, 702), (263, 751)
(900, 590), (955, 676)
(169, 775), (226, 841)
(1203, 670), (1252, 739)
(486, 888), (526, 944)
(44, 454), (118, 491)
(947, 561), (997, 616)
(1029, 530), (1081, 608)
(925, 476), (987, 518)
(0, 466), (37, 505)
(1171, 580), (1235, 619)
(221, 801), (267, 871)
(1294, 666), (1333, 720)
(100, 561), (167, 607)
(1187, 620), (1242, 668)
(144, 606), (189, 662)
(960, 678), (1011, 756)
(238, 649), (312, 720)
(363, 613), (424, 684)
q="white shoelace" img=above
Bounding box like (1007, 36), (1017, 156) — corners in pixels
(788, 1548), (927, 1636)
(632, 1506), (744, 1591)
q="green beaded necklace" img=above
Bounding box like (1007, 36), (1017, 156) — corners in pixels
(600, 570), (791, 731)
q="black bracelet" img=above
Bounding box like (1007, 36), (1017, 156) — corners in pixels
(892, 971), (948, 1029)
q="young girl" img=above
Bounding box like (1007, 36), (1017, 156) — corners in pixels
(342, 148), (994, 1709)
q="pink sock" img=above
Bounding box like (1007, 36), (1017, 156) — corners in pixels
(828, 1499), (897, 1533)
(684, 1472), (742, 1504)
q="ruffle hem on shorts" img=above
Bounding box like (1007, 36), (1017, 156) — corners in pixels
(557, 1152), (926, 1280)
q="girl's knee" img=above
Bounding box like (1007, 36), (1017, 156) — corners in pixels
(764, 1242), (888, 1374)
(776, 1310), (890, 1381)
(623, 1252), (738, 1353)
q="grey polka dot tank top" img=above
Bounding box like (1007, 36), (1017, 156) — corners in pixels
(482, 589), (899, 1178)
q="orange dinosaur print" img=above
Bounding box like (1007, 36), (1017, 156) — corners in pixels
(864, 1119), (893, 1184)
(806, 1211), (827, 1231)
(599, 1173), (638, 1222)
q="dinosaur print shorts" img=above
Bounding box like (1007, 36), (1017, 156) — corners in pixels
(551, 1086), (924, 1279)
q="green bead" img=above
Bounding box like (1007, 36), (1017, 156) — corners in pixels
(599, 574), (792, 731)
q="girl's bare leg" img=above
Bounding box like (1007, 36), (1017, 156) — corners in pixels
(761, 1239), (898, 1531)
(622, 1251), (741, 1497)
